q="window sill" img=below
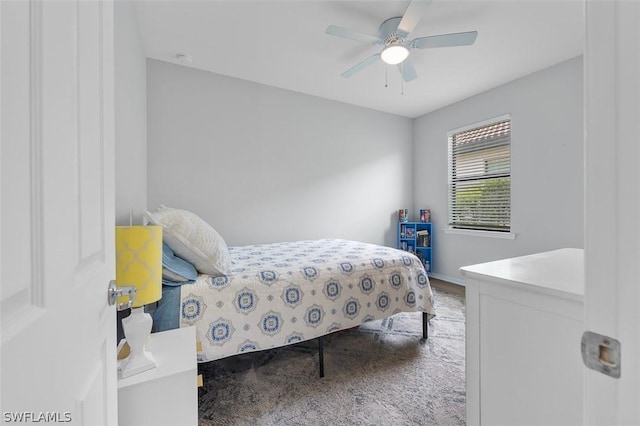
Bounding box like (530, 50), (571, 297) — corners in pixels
(442, 228), (517, 240)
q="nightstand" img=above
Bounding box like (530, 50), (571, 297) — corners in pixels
(118, 327), (198, 426)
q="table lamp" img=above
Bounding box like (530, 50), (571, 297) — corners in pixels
(116, 225), (162, 378)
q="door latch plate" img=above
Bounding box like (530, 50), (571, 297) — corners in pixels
(581, 331), (620, 378)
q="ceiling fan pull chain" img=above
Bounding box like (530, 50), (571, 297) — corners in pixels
(385, 65), (388, 88)
(401, 63), (404, 95)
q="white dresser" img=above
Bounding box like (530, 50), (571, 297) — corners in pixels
(461, 248), (584, 426)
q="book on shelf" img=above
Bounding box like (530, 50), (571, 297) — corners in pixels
(416, 230), (430, 247)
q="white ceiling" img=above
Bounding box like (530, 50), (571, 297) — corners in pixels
(134, 0), (584, 118)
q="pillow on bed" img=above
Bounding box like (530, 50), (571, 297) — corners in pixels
(163, 269), (192, 284)
(146, 206), (231, 276)
(162, 242), (197, 285)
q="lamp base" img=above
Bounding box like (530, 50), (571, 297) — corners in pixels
(120, 307), (156, 378)
(120, 348), (156, 378)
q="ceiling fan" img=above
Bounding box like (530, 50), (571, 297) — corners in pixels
(326, 1), (478, 82)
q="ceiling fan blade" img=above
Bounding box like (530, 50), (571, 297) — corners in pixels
(411, 31), (478, 49)
(397, 0), (431, 35)
(341, 54), (381, 78)
(398, 59), (418, 82)
(326, 25), (381, 45)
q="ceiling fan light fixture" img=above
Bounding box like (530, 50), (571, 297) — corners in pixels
(381, 43), (409, 65)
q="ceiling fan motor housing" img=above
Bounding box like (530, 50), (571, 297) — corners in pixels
(384, 33), (405, 48)
(379, 16), (408, 44)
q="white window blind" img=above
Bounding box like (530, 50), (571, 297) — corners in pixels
(448, 118), (511, 232)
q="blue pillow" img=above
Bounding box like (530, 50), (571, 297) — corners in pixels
(152, 285), (181, 331)
(162, 242), (197, 286)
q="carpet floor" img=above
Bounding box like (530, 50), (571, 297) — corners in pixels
(197, 288), (466, 425)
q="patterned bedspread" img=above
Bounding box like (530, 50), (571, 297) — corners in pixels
(178, 239), (435, 362)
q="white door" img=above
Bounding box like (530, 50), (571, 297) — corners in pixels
(584, 0), (640, 424)
(1, 1), (117, 424)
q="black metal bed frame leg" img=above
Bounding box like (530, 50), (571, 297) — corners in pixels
(318, 336), (325, 378)
(422, 312), (429, 339)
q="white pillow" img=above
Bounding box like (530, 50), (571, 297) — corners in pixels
(145, 206), (231, 276)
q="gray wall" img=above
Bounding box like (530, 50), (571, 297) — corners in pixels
(114, 1), (147, 226)
(414, 56), (584, 283)
(147, 59), (413, 247)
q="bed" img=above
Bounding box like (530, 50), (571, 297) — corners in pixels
(146, 207), (436, 370)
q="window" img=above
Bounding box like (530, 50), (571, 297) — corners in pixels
(448, 117), (511, 232)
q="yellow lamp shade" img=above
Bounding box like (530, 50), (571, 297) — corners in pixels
(116, 226), (162, 308)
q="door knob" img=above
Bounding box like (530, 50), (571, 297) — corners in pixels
(108, 280), (136, 311)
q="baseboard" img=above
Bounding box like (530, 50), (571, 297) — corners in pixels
(428, 273), (466, 286)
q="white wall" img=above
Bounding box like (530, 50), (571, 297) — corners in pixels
(114, 1), (147, 226)
(414, 56), (584, 283)
(147, 59), (413, 247)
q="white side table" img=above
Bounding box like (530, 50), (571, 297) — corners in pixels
(118, 327), (198, 426)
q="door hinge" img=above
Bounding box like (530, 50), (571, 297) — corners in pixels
(581, 331), (621, 378)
